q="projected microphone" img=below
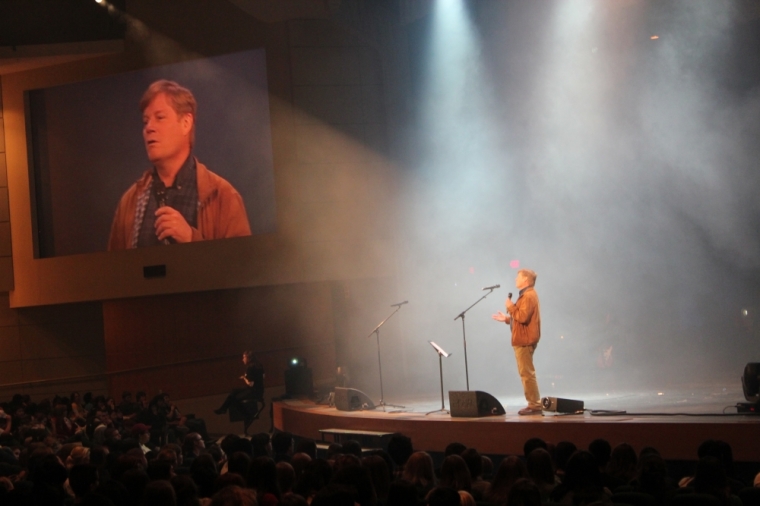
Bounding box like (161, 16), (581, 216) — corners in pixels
(391, 301), (408, 307)
(482, 284), (500, 291)
(154, 183), (171, 245)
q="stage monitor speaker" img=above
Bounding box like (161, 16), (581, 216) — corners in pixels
(449, 391), (506, 417)
(284, 367), (313, 397)
(334, 387), (375, 411)
(542, 396), (584, 413)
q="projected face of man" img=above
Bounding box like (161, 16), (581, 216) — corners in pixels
(142, 92), (193, 180)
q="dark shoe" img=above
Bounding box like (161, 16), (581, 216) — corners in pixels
(518, 407), (543, 416)
(214, 408), (225, 415)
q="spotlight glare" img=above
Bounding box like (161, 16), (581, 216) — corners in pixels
(650, 35), (659, 40)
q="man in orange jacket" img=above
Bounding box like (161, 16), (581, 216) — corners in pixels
(492, 268), (542, 415)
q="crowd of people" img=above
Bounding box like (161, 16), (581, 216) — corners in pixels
(1, 391), (759, 506)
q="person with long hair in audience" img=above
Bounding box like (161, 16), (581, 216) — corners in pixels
(526, 448), (557, 503)
(488, 455), (530, 505)
(439, 454), (473, 495)
(402, 451), (436, 499)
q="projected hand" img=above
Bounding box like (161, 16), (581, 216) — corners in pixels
(492, 311), (510, 324)
(155, 207), (193, 243)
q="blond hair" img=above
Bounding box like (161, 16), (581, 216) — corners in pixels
(140, 79), (197, 145)
(518, 269), (537, 286)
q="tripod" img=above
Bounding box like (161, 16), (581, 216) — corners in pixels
(366, 302), (407, 411)
(426, 341), (451, 415)
(454, 286), (499, 391)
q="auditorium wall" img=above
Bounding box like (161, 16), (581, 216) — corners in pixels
(0, 2), (403, 402)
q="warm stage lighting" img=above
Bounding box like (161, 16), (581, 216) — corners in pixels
(650, 35), (659, 40)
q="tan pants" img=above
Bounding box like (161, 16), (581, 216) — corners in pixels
(514, 344), (541, 409)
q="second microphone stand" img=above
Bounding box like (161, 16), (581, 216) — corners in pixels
(454, 287), (498, 391)
(367, 304), (407, 411)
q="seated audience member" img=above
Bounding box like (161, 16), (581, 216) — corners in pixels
(607, 443), (638, 491)
(68, 463), (100, 502)
(214, 471), (247, 493)
(142, 479), (177, 506)
(210, 485), (258, 506)
(523, 438), (548, 459)
(403, 451), (436, 499)
(293, 459), (333, 502)
(118, 391), (138, 419)
(482, 455), (494, 480)
(326, 443), (343, 461)
(387, 433), (414, 477)
(554, 441), (577, 480)
(387, 480), (420, 506)
(294, 439), (317, 460)
(427, 486), (462, 506)
(690, 457), (742, 506)
(290, 452), (312, 480)
(689, 440), (745, 495)
(507, 478), (542, 506)
(276, 461), (296, 495)
(131, 423), (153, 454)
(190, 454), (218, 499)
(331, 463), (378, 506)
(445, 442), (467, 457)
(246, 456), (281, 504)
(342, 440), (363, 458)
(147, 459), (174, 481)
(311, 484), (359, 506)
(182, 432), (205, 465)
(551, 450), (610, 506)
(628, 452), (676, 504)
(459, 490), (477, 506)
(462, 448), (489, 499)
(280, 492), (309, 506)
(439, 454), (473, 494)
(171, 474), (202, 506)
(362, 454), (391, 502)
(527, 448), (557, 502)
(251, 432), (272, 458)
(272, 431), (294, 463)
(488, 455), (529, 505)
(226, 451), (251, 477)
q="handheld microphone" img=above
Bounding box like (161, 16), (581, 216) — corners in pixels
(153, 181), (171, 245)
(508, 292), (513, 300)
(482, 284), (500, 291)
(391, 301), (408, 307)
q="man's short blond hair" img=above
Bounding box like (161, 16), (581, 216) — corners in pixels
(140, 79), (197, 145)
(518, 269), (537, 286)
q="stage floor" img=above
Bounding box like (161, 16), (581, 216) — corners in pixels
(273, 383), (760, 462)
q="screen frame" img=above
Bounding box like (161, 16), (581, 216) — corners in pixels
(2, 52), (295, 307)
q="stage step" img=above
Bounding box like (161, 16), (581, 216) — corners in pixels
(319, 428), (395, 450)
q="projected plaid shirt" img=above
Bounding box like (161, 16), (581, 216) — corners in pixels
(136, 155), (199, 247)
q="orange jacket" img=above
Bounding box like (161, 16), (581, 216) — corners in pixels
(508, 286), (541, 347)
(108, 160), (251, 250)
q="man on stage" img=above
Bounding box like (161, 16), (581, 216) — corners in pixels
(492, 268), (542, 415)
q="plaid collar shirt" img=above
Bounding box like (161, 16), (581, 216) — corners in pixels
(136, 154), (198, 247)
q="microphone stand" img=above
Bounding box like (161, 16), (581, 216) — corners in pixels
(454, 287), (498, 391)
(366, 306), (406, 411)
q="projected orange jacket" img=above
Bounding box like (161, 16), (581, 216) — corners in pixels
(107, 160), (251, 250)
(507, 286), (541, 347)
